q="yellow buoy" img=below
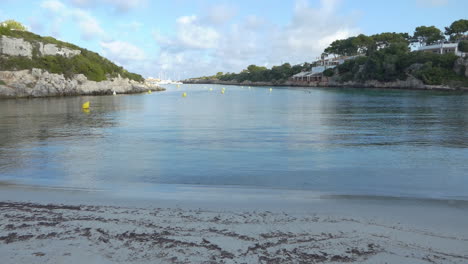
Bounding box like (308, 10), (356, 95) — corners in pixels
(82, 101), (90, 109)
(221, 90), (225, 94)
(269, 88), (272, 92)
(182, 92), (187, 97)
(209, 88), (213, 91)
(148, 90), (152, 94)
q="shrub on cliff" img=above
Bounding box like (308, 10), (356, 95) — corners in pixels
(0, 20), (27, 31)
(323, 68), (335, 77)
(459, 40), (468, 53)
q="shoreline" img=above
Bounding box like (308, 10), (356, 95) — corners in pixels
(0, 86), (165, 99)
(183, 79), (468, 92)
(2, 181), (468, 206)
(0, 69), (166, 99)
(1, 184), (467, 263)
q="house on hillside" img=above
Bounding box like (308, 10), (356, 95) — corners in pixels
(418, 42), (465, 57)
(290, 55), (359, 84)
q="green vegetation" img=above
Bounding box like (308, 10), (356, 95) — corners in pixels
(459, 40), (468, 52)
(333, 43), (464, 85)
(324, 32), (410, 56)
(0, 20), (27, 31)
(445, 19), (468, 41)
(0, 21), (144, 82)
(200, 63), (311, 83)
(0, 80), (6, 85)
(192, 19), (467, 87)
(325, 19), (468, 86)
(413, 26), (445, 46)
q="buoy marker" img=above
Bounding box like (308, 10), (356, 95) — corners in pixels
(182, 92), (187, 97)
(82, 101), (90, 109)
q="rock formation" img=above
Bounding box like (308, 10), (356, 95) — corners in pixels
(0, 69), (163, 98)
(0, 35), (164, 98)
(0, 36), (81, 58)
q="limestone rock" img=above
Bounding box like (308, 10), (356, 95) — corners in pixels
(0, 36), (81, 59)
(0, 36), (32, 58)
(0, 69), (165, 98)
(38, 43), (81, 58)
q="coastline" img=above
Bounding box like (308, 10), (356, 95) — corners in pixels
(1, 184), (467, 263)
(0, 69), (165, 99)
(183, 79), (468, 92)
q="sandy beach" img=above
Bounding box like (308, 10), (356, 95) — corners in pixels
(0, 185), (467, 264)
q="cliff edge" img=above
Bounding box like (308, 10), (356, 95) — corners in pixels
(0, 26), (164, 98)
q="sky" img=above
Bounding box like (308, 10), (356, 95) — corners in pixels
(0, 0), (467, 80)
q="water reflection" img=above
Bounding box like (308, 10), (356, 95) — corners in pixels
(0, 86), (467, 199)
(319, 88), (468, 148)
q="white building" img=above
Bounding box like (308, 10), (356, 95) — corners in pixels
(291, 55), (359, 83)
(418, 43), (465, 57)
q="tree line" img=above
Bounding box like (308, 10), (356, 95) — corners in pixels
(326, 19), (468, 86)
(324, 19), (468, 57)
(199, 19), (467, 85)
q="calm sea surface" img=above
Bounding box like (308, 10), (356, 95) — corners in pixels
(1, 84), (467, 200)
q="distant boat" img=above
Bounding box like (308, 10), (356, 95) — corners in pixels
(146, 78), (183, 85)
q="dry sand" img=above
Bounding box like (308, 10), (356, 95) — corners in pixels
(0, 185), (467, 263)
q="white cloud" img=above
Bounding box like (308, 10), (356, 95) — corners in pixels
(41, 0), (66, 12)
(151, 0), (360, 79)
(176, 15), (220, 49)
(72, 9), (105, 40)
(272, 0), (359, 62)
(39, 0), (106, 40)
(100, 40), (146, 64)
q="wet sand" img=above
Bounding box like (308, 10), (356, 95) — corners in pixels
(0, 185), (467, 263)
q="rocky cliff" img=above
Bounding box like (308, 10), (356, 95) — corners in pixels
(0, 36), (81, 58)
(0, 34), (164, 98)
(0, 68), (163, 98)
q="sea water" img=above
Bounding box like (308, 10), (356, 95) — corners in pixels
(0, 84), (467, 200)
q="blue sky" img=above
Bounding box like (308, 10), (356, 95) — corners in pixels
(1, 0), (467, 79)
